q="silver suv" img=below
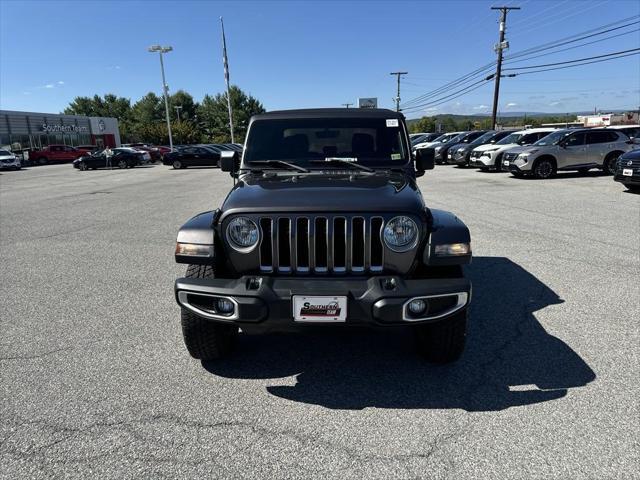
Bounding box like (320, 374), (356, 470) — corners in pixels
(504, 128), (633, 179)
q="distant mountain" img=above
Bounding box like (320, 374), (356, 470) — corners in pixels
(406, 109), (632, 121)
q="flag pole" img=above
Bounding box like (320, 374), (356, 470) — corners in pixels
(220, 17), (235, 144)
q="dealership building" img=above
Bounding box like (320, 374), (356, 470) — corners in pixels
(0, 110), (121, 151)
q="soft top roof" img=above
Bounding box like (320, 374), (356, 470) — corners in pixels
(251, 108), (404, 122)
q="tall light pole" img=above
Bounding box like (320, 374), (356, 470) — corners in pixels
(174, 105), (182, 122)
(148, 45), (174, 150)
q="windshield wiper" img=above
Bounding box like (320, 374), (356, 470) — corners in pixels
(309, 158), (374, 173)
(247, 160), (309, 173)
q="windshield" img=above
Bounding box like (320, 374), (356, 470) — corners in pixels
(533, 130), (571, 146)
(0, 149), (12, 155)
(497, 132), (523, 145)
(469, 131), (496, 146)
(243, 118), (408, 167)
(445, 133), (466, 144)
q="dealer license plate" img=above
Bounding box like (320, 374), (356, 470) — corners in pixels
(623, 168), (633, 176)
(293, 295), (347, 322)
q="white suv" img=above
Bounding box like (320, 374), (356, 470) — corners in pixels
(469, 128), (556, 171)
(504, 128), (633, 179)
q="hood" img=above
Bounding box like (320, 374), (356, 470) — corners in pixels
(221, 172), (424, 216)
(474, 143), (515, 153)
(507, 145), (547, 155)
(413, 141), (439, 149)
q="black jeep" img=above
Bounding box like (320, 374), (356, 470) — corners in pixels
(174, 109), (472, 363)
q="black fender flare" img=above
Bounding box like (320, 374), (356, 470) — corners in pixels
(424, 209), (472, 266)
(175, 210), (219, 264)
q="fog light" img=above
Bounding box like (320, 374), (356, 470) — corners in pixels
(216, 299), (235, 314)
(408, 299), (427, 315)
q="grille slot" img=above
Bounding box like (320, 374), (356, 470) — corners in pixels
(259, 218), (273, 271)
(314, 217), (328, 271)
(370, 217), (384, 271)
(256, 215), (389, 274)
(296, 218), (310, 271)
(333, 218), (346, 272)
(277, 218), (291, 272)
(352, 217), (365, 271)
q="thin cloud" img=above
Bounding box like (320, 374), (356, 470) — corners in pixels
(44, 84), (54, 89)
(505, 102), (518, 108)
(549, 101), (561, 106)
(57, 81), (64, 85)
(23, 91), (31, 95)
(473, 104), (489, 110)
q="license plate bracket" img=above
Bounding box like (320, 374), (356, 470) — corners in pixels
(293, 295), (347, 322)
(623, 168), (633, 176)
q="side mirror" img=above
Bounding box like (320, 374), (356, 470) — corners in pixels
(415, 148), (435, 176)
(220, 150), (238, 174)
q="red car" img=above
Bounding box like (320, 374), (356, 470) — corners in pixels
(30, 145), (85, 165)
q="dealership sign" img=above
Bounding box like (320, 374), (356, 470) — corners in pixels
(41, 123), (88, 133)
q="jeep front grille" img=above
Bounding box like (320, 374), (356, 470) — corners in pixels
(258, 215), (384, 274)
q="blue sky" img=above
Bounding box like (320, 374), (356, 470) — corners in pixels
(1, 0), (639, 118)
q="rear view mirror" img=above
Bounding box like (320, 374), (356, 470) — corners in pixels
(415, 148), (435, 176)
(220, 150), (238, 174)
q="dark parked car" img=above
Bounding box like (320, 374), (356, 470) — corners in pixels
(442, 130), (488, 165)
(411, 133), (441, 146)
(613, 149), (640, 192)
(163, 146), (221, 169)
(173, 108), (472, 363)
(448, 130), (514, 167)
(73, 148), (148, 170)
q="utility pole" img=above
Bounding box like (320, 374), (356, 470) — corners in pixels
(174, 105), (182, 122)
(390, 71), (408, 112)
(341, 103), (353, 109)
(490, 6), (519, 129)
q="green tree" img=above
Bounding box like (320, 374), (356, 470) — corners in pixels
(64, 93), (133, 139)
(410, 117), (436, 133)
(169, 90), (198, 122)
(197, 85), (265, 143)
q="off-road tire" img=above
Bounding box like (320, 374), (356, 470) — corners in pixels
(414, 309), (467, 363)
(180, 264), (238, 360)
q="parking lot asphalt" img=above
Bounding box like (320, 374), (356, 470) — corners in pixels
(1, 163), (638, 479)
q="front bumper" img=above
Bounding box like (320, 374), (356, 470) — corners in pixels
(175, 275), (471, 333)
(469, 155), (494, 168)
(614, 172), (640, 185)
(0, 160), (20, 169)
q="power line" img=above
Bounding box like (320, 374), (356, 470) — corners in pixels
(400, 63), (495, 108)
(506, 50), (640, 76)
(400, 14), (640, 112)
(401, 15), (639, 109)
(505, 17), (640, 62)
(504, 47), (640, 71)
(402, 80), (492, 114)
(503, 28), (640, 65)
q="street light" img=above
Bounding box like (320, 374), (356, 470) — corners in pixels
(148, 45), (174, 151)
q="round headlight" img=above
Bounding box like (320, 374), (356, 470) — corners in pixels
(383, 216), (418, 251)
(227, 217), (259, 250)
